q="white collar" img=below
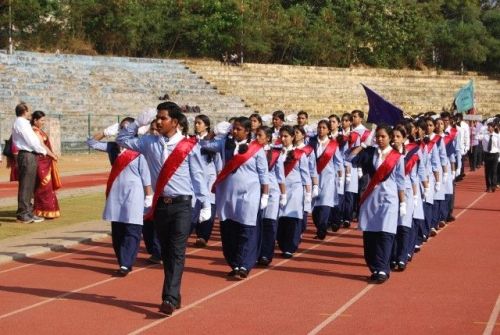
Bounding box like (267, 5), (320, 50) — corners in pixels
(196, 132), (208, 140)
(378, 146), (392, 156)
(318, 136), (329, 145)
(235, 138), (247, 146)
(264, 144), (271, 151)
(165, 130), (183, 146)
(296, 142), (305, 149)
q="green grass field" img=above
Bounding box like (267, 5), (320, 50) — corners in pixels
(0, 192), (105, 240)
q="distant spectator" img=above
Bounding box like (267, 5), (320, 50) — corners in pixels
(11, 103), (52, 223)
(159, 93), (170, 101)
(229, 53), (239, 66)
(221, 52), (228, 66)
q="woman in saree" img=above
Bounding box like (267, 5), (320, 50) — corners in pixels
(31, 111), (61, 218)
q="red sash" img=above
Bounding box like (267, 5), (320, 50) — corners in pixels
(211, 141), (263, 192)
(359, 150), (402, 206)
(348, 130), (370, 148)
(144, 137), (197, 220)
(361, 130), (371, 142)
(105, 150), (140, 198)
(404, 143), (420, 176)
(284, 148), (306, 177)
(444, 128), (458, 146)
(316, 139), (339, 174)
(425, 135), (440, 153)
(267, 149), (281, 171)
(302, 145), (313, 156)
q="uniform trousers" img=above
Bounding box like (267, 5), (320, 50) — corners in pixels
(277, 216), (301, 254)
(142, 219), (161, 259)
(154, 199), (192, 305)
(409, 218), (424, 255)
(484, 152), (499, 189)
(312, 205), (331, 238)
(391, 225), (411, 264)
(341, 192), (356, 222)
(363, 231), (395, 275)
(423, 202), (433, 237)
(220, 219), (259, 271)
(258, 218), (278, 262)
(191, 202), (216, 241)
(111, 222), (142, 270)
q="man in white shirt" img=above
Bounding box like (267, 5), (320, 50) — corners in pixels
(456, 113), (470, 180)
(11, 103), (49, 223)
(482, 121), (499, 192)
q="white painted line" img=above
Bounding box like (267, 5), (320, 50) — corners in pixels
(0, 242), (221, 320)
(483, 294), (500, 335)
(305, 191), (488, 334)
(127, 229), (353, 335)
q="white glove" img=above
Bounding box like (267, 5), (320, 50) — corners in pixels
(285, 114), (297, 123)
(304, 192), (312, 207)
(199, 206), (212, 223)
(312, 185), (319, 198)
(103, 123), (119, 137)
(345, 173), (351, 185)
(260, 194), (269, 210)
(434, 181), (441, 192)
(214, 121), (232, 136)
(337, 176), (344, 189)
(399, 202), (407, 217)
(279, 193), (287, 208)
(138, 125), (150, 135)
(357, 167), (363, 179)
(424, 187), (431, 202)
(413, 194), (419, 207)
(135, 108), (157, 127)
(360, 131), (374, 148)
(451, 170), (456, 179)
(144, 194), (153, 208)
(443, 172), (448, 184)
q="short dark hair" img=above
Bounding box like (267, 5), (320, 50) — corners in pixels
(440, 111), (451, 119)
(279, 125), (294, 137)
(272, 110), (285, 121)
(15, 103), (29, 117)
(351, 110), (364, 119)
(157, 101), (184, 124)
(297, 111), (308, 118)
(30, 110), (46, 125)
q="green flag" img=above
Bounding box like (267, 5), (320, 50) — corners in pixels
(454, 80), (474, 113)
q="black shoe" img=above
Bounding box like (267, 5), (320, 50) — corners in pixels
(313, 232), (326, 240)
(397, 261), (406, 271)
(407, 254), (413, 262)
(330, 223), (340, 232)
(390, 261), (397, 270)
(227, 267), (239, 277)
(368, 272), (378, 282)
(147, 255), (162, 264)
(414, 245), (421, 253)
(115, 266), (130, 277)
(375, 272), (388, 284)
(342, 220), (351, 228)
(446, 216), (456, 223)
(238, 267), (249, 279)
(159, 300), (176, 316)
(282, 252), (293, 259)
(258, 257), (271, 266)
(194, 237), (207, 247)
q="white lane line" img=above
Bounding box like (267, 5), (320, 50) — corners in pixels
(127, 229), (354, 335)
(483, 294), (500, 335)
(0, 242), (221, 320)
(305, 191), (488, 335)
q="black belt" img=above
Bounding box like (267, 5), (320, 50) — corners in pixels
(159, 195), (192, 204)
(18, 150), (36, 154)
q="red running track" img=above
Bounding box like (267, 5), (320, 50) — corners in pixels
(0, 170), (499, 334)
(0, 172), (108, 198)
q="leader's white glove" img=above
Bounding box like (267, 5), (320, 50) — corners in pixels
(360, 131), (374, 149)
(279, 193), (287, 208)
(304, 192), (312, 208)
(345, 173), (351, 185)
(135, 108), (157, 127)
(399, 202), (407, 217)
(214, 121), (232, 136)
(138, 125), (150, 135)
(199, 206), (212, 223)
(434, 181), (441, 192)
(103, 123), (119, 137)
(443, 172), (448, 184)
(413, 194), (419, 207)
(260, 194), (269, 210)
(337, 176), (344, 189)
(357, 167), (363, 179)
(451, 170), (456, 179)
(424, 187), (431, 202)
(144, 194), (153, 208)
(312, 184), (319, 198)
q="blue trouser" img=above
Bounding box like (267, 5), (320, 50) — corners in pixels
(391, 225), (411, 264)
(423, 202), (433, 237)
(111, 222), (142, 270)
(410, 218), (424, 254)
(432, 200), (443, 228)
(341, 191), (356, 222)
(301, 211), (308, 233)
(220, 219), (258, 272)
(363, 231), (395, 275)
(258, 218), (278, 261)
(142, 219), (161, 258)
(277, 216), (301, 254)
(312, 205), (331, 237)
(445, 193), (454, 220)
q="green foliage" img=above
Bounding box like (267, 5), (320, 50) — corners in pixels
(0, 0), (498, 72)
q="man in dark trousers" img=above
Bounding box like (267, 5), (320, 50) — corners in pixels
(482, 120), (499, 192)
(11, 103), (56, 223)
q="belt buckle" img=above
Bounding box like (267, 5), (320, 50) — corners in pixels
(163, 197), (173, 204)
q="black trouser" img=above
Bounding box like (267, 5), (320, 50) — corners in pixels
(153, 198), (192, 306)
(484, 152), (499, 190)
(16, 151), (38, 220)
(469, 145), (480, 170)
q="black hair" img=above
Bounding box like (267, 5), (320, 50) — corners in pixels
(317, 119), (332, 132)
(272, 110), (285, 121)
(226, 116), (252, 154)
(393, 124), (407, 153)
(351, 109), (364, 119)
(195, 114), (211, 133)
(328, 114), (340, 123)
(292, 125), (306, 139)
(297, 111), (308, 118)
(249, 113), (263, 126)
(279, 125), (295, 137)
(440, 111), (452, 119)
(30, 110), (46, 126)
(178, 113), (189, 136)
(157, 101), (183, 123)
(341, 113), (353, 122)
(257, 125), (273, 144)
(15, 103), (29, 117)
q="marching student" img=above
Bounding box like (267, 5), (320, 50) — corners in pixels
(348, 124), (406, 283)
(339, 113), (357, 228)
(277, 126), (311, 258)
(482, 120), (500, 192)
(327, 114), (346, 231)
(191, 114), (221, 247)
(310, 120), (344, 240)
(200, 116), (270, 279)
(117, 102), (211, 316)
(293, 125), (318, 236)
(102, 117), (153, 276)
(271, 110), (285, 143)
(296, 110), (316, 139)
(249, 113), (263, 140)
(256, 126), (286, 266)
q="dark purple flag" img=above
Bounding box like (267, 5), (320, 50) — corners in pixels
(362, 84), (404, 127)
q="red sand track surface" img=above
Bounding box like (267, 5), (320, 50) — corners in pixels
(0, 170), (499, 334)
(0, 172), (108, 197)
